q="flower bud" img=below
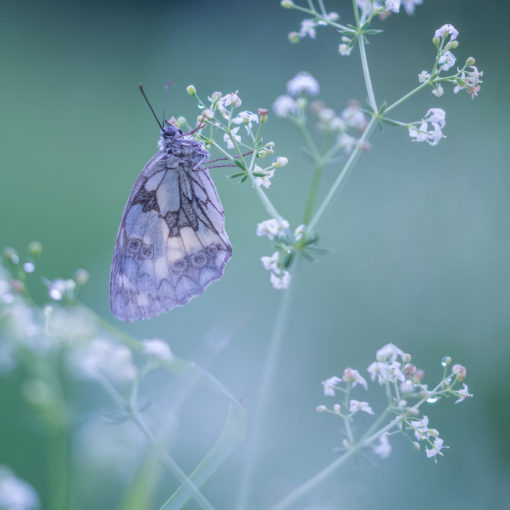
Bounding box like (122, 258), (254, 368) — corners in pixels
(28, 241), (43, 257)
(75, 269), (89, 286)
(258, 108), (268, 123)
(316, 405), (327, 413)
(273, 157), (289, 168)
(186, 84), (197, 96)
(466, 56), (476, 66)
(288, 32), (301, 43)
(3, 247), (19, 264)
(281, 0), (294, 7)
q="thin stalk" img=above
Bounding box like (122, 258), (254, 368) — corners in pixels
(309, 116), (376, 230)
(235, 262), (299, 510)
(46, 426), (72, 510)
(302, 162), (324, 225)
(98, 375), (215, 510)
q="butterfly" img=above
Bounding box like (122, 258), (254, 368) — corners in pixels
(109, 85), (232, 322)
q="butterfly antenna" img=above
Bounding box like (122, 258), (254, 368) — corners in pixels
(162, 80), (174, 125)
(139, 84), (163, 130)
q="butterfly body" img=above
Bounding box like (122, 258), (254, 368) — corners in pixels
(110, 124), (232, 322)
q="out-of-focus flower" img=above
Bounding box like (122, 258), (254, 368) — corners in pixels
(349, 400), (374, 415)
(343, 367), (368, 390)
(142, 339), (174, 362)
(256, 218), (290, 240)
(272, 95), (298, 118)
(287, 72), (320, 96)
(438, 50), (456, 71)
(270, 271), (291, 290)
(299, 19), (317, 39)
(322, 376), (342, 396)
(373, 434), (391, 459)
(223, 127), (241, 149)
(261, 252), (280, 272)
(455, 383), (472, 403)
(426, 437), (446, 458)
(0, 466), (39, 510)
(71, 338), (137, 384)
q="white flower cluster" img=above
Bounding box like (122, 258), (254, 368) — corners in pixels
(317, 343), (472, 461)
(418, 25), (483, 100)
(408, 107), (446, 146)
(356, 0), (423, 17)
(274, 73), (369, 155)
(273, 72), (319, 118)
(285, 9), (339, 43)
(257, 220), (306, 290)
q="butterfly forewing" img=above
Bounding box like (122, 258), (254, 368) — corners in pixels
(110, 134), (232, 322)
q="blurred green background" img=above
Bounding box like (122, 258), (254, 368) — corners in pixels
(1, 0), (509, 508)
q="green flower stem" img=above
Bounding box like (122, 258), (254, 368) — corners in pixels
(235, 261), (300, 510)
(385, 81), (430, 114)
(46, 424), (72, 510)
(98, 375), (215, 510)
(302, 162), (324, 225)
(343, 386), (355, 444)
(355, 10), (377, 112)
(308, 115), (377, 230)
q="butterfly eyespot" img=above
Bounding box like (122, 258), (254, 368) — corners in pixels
(172, 258), (188, 272)
(191, 253), (207, 267)
(127, 238), (141, 253)
(141, 244), (153, 259)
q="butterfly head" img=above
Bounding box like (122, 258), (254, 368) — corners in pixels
(162, 122), (183, 138)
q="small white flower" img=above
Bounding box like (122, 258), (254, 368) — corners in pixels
(432, 84), (444, 97)
(338, 133), (357, 153)
(254, 165), (275, 189)
(339, 43), (352, 56)
(322, 375), (342, 396)
(299, 19), (317, 39)
(410, 415), (439, 441)
(0, 466), (39, 510)
(256, 218), (290, 240)
(223, 127), (241, 149)
(272, 95), (298, 117)
(402, 0), (422, 14)
(356, 0), (382, 15)
(434, 24), (459, 41)
(374, 434), (392, 459)
(418, 70), (430, 83)
(287, 72), (320, 96)
(333, 403), (341, 414)
(270, 270), (291, 290)
(261, 252), (279, 272)
(294, 224), (306, 241)
(142, 339), (174, 362)
(376, 343), (404, 362)
(400, 380), (415, 393)
(343, 367), (368, 390)
(385, 0), (400, 13)
(424, 108), (446, 128)
(349, 400), (374, 415)
(426, 437), (445, 458)
(454, 66), (483, 98)
(218, 92), (242, 119)
(233, 111), (259, 132)
(341, 102), (366, 130)
(455, 383), (472, 403)
(438, 50), (456, 71)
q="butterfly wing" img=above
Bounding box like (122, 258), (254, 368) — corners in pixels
(110, 152), (232, 322)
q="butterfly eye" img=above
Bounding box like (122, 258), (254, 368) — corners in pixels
(127, 238), (141, 253)
(191, 252), (207, 268)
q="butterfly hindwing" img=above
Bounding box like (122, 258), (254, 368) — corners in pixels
(110, 149), (232, 322)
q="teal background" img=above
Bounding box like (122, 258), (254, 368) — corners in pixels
(1, 0), (509, 509)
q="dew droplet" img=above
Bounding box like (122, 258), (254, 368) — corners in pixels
(317, 20), (327, 26)
(441, 356), (451, 367)
(197, 102), (205, 109)
(426, 396), (439, 404)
